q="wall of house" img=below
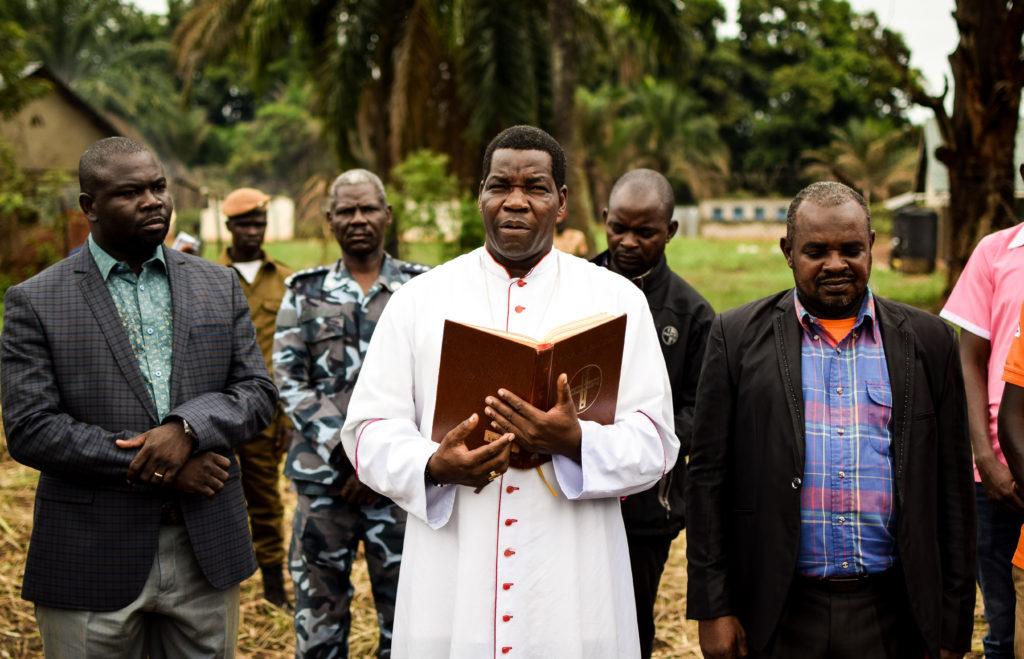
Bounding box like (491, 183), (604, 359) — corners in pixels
(0, 92), (113, 173)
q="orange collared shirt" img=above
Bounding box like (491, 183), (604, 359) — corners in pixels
(1000, 303), (1024, 568)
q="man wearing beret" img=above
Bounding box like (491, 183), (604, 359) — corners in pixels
(219, 187), (295, 608)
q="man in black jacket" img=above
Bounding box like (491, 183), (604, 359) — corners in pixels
(593, 168), (713, 658)
(686, 181), (975, 659)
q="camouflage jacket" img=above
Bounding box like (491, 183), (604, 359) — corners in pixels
(273, 254), (428, 492)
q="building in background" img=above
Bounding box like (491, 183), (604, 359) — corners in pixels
(697, 198), (790, 225)
(0, 63), (204, 252)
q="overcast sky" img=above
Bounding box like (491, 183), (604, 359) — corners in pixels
(132, 0), (957, 105)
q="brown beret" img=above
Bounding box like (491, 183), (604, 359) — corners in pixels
(222, 188), (270, 218)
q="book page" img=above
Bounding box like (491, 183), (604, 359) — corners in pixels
(541, 313), (617, 343)
(452, 323), (539, 348)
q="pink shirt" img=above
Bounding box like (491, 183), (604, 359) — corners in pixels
(940, 223), (1024, 481)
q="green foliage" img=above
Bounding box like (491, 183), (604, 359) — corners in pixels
(389, 149), (460, 241)
(577, 77), (730, 210)
(0, 140), (70, 296)
(2, 0), (926, 235)
(389, 150), (478, 253)
(0, 21), (49, 117)
(390, 150), (461, 204)
(223, 80), (330, 195)
(802, 118), (919, 203)
(456, 198), (486, 256)
(457, 1), (553, 142)
(723, 0), (920, 193)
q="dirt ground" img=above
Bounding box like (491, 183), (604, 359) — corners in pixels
(0, 440), (983, 658)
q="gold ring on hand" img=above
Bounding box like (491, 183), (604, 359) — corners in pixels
(153, 471), (164, 481)
(487, 470), (500, 482)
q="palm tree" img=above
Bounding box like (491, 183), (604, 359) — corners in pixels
(174, 0), (556, 180)
(0, 0), (128, 83)
(174, 0), (693, 181)
(627, 77), (730, 200)
(801, 119), (918, 204)
(576, 79), (730, 213)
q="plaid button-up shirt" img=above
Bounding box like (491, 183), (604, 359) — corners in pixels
(795, 289), (897, 578)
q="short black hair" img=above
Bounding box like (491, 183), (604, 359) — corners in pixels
(481, 125), (567, 189)
(786, 181), (870, 243)
(79, 136), (151, 195)
(608, 169), (675, 222)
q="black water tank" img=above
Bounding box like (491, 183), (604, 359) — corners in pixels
(890, 207), (937, 274)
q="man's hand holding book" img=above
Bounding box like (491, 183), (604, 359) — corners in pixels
(425, 413), (515, 490)
(484, 373), (582, 462)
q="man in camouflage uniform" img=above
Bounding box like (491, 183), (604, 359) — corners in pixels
(273, 169), (427, 659)
(218, 187), (294, 608)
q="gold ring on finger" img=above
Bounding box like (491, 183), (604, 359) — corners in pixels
(487, 470), (500, 482)
(153, 471), (164, 481)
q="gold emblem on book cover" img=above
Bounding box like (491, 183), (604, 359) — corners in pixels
(484, 428), (520, 453)
(569, 365), (602, 414)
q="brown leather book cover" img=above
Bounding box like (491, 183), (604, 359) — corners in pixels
(431, 314), (627, 469)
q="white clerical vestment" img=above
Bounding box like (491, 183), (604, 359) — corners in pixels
(341, 247), (677, 659)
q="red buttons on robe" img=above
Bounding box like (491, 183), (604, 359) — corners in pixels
(501, 647), (512, 654)
(504, 548), (516, 557)
(514, 305), (525, 313)
(502, 615), (513, 622)
(506, 485), (519, 494)
(502, 582), (514, 590)
(504, 518), (518, 526)
(516, 280), (526, 287)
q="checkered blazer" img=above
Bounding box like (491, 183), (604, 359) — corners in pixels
(0, 246), (277, 611)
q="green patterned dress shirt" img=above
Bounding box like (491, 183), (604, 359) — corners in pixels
(88, 235), (174, 419)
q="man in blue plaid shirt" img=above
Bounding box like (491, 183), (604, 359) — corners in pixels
(686, 182), (975, 659)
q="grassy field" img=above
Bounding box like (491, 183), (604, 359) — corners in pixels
(205, 234), (945, 314)
(0, 232), (947, 329)
(0, 234), (960, 657)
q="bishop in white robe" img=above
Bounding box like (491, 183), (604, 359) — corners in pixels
(340, 245), (677, 659)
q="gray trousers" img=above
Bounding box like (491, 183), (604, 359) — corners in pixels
(36, 525), (240, 658)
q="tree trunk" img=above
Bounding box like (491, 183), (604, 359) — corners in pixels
(918, 1), (1024, 295)
(549, 0), (596, 254)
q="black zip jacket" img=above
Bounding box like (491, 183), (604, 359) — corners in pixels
(593, 251), (713, 536)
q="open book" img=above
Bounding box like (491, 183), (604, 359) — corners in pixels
(431, 313), (626, 469)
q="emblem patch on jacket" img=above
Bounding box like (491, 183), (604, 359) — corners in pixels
(661, 325), (679, 346)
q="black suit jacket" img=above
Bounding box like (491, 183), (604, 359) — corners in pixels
(0, 247), (277, 610)
(685, 290), (975, 656)
(592, 252), (714, 535)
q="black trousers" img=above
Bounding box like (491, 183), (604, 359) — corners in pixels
(626, 532), (675, 659)
(751, 570), (926, 659)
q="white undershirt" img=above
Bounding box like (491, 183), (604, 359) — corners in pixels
(231, 260), (262, 285)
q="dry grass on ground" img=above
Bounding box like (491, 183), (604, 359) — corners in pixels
(0, 438), (985, 658)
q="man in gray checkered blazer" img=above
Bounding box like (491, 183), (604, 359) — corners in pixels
(0, 137), (277, 657)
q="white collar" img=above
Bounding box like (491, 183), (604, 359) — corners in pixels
(479, 246), (558, 281)
(1009, 223), (1024, 249)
